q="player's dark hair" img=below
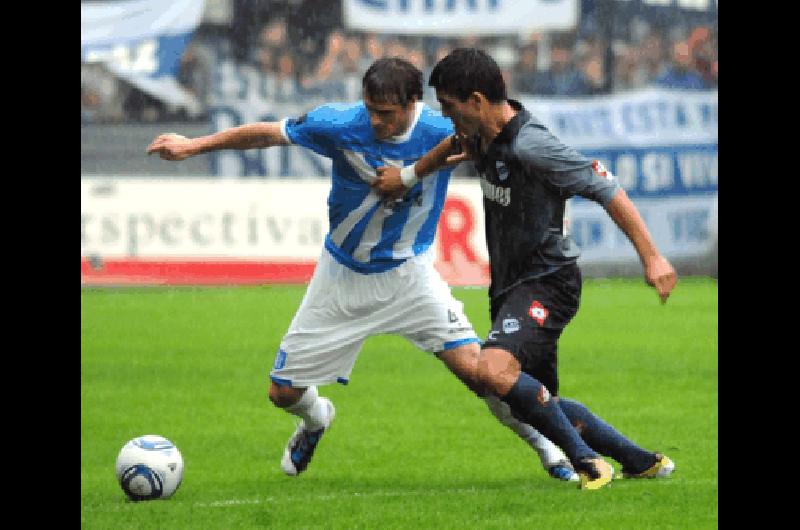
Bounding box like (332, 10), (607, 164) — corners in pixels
(428, 48), (507, 103)
(362, 57), (423, 106)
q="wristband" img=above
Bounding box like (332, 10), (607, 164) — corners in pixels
(399, 165), (419, 188)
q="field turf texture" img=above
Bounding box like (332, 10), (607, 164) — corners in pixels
(81, 277), (717, 529)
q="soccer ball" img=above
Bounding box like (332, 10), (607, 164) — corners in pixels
(115, 435), (184, 501)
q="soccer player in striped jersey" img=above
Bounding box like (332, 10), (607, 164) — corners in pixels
(147, 57), (578, 481)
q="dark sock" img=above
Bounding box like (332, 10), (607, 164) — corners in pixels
(501, 372), (597, 465)
(558, 397), (656, 473)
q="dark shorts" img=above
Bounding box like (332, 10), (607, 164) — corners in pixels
(483, 264), (582, 396)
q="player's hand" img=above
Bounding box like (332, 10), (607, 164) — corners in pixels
(445, 132), (473, 165)
(644, 255), (678, 304)
(146, 133), (195, 161)
(371, 166), (406, 200)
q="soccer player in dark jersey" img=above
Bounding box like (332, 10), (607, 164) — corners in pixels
(372, 48), (677, 490)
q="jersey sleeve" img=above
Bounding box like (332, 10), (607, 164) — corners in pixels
(280, 104), (345, 158)
(514, 124), (621, 207)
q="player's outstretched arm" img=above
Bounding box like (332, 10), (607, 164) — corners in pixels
(372, 134), (470, 196)
(146, 122), (289, 161)
(605, 189), (678, 303)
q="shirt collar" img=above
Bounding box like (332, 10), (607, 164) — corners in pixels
(383, 101), (425, 144)
(491, 99), (529, 146)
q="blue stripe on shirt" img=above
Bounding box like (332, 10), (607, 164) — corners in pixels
(414, 168), (451, 253)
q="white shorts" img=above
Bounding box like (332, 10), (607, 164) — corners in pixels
(270, 248), (480, 387)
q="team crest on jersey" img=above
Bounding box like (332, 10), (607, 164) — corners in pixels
(495, 160), (509, 181)
(591, 160), (614, 181)
(528, 301), (549, 326)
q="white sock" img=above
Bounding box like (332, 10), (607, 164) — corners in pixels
(285, 386), (330, 431)
(483, 394), (569, 469)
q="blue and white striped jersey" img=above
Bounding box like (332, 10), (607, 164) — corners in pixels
(280, 101), (454, 273)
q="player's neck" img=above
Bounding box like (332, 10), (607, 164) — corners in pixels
(479, 101), (517, 149)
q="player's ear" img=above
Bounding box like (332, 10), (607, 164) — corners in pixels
(469, 91), (486, 110)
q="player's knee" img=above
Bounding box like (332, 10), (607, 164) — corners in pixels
(439, 343), (484, 394)
(477, 347), (521, 397)
(268, 382), (303, 408)
(476, 357), (498, 394)
(438, 342), (478, 379)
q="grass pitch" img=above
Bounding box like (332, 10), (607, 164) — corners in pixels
(81, 278), (717, 529)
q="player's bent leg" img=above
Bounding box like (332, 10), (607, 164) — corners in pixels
(483, 394), (578, 482)
(478, 347), (612, 489)
(268, 381), (305, 408)
(556, 397), (674, 479)
(439, 343), (576, 481)
(269, 382), (336, 477)
(437, 342), (484, 395)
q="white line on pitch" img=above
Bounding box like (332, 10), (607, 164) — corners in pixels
(194, 487), (488, 508)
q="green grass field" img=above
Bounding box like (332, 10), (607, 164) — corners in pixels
(81, 277), (717, 529)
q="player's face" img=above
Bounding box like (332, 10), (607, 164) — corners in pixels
(436, 90), (481, 137)
(364, 95), (417, 140)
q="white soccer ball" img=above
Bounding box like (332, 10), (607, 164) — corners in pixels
(115, 434), (184, 501)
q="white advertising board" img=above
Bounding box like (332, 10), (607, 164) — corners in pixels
(82, 178), (716, 285)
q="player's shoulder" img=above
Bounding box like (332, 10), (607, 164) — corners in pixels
(305, 101), (368, 128)
(415, 103), (454, 136)
(512, 115), (561, 156)
(516, 113), (550, 138)
(418, 103), (453, 129)
(513, 114), (590, 168)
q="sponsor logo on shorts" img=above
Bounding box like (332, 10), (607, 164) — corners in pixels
(448, 309), (460, 323)
(528, 301), (549, 326)
(537, 385), (551, 406)
(502, 318), (520, 334)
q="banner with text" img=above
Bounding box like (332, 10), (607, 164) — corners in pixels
(521, 88), (718, 198)
(208, 84), (717, 201)
(343, 0), (578, 35)
(81, 178), (716, 286)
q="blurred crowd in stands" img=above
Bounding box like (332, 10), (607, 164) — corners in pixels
(81, 15), (717, 124)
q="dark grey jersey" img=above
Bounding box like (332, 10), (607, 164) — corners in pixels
(473, 100), (621, 300)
